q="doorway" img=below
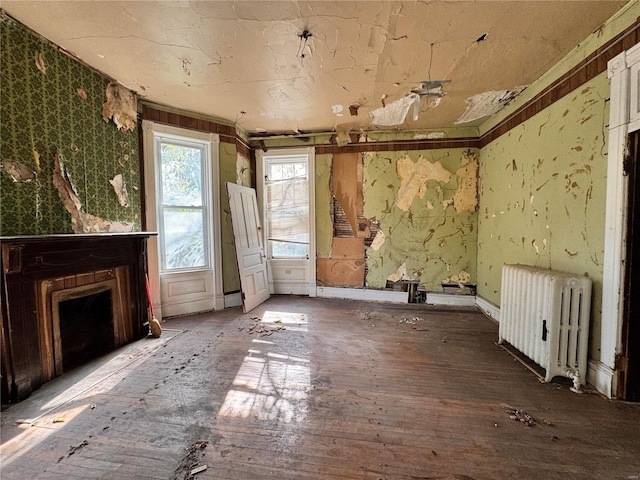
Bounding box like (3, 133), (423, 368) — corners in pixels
(621, 131), (640, 400)
(257, 148), (316, 296)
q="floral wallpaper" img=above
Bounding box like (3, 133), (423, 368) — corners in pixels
(0, 14), (141, 236)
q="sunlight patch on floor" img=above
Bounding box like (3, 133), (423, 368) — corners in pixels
(219, 311), (310, 422)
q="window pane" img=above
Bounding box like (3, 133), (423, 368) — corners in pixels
(270, 241), (308, 257)
(162, 208), (205, 269)
(160, 143), (202, 206)
(265, 157), (310, 258)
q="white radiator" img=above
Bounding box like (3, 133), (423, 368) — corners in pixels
(499, 264), (592, 392)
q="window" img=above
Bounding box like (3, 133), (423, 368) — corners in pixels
(265, 154), (310, 258)
(157, 138), (210, 271)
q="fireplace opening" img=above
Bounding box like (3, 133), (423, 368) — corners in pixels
(58, 289), (114, 370)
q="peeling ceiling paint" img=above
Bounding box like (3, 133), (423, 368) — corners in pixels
(455, 87), (528, 124)
(370, 93), (420, 126)
(2, 1), (627, 135)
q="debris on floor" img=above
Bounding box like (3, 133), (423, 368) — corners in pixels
(247, 322), (287, 336)
(244, 315), (287, 337)
(399, 317), (425, 324)
(190, 464), (207, 475)
(398, 316), (429, 331)
(505, 407), (536, 427)
(57, 440), (89, 463)
(172, 440), (208, 480)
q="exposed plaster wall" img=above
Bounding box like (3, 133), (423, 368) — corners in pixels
(0, 14), (141, 235)
(363, 148), (478, 291)
(219, 141), (241, 293)
(477, 73), (608, 360)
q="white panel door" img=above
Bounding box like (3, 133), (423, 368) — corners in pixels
(227, 182), (270, 312)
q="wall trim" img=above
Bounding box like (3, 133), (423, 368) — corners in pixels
(587, 359), (615, 398)
(317, 286), (408, 303)
(475, 295), (500, 324)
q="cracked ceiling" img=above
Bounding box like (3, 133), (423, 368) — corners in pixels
(2, 0), (628, 137)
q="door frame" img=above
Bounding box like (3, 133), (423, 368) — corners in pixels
(621, 131), (640, 400)
(256, 147), (316, 296)
(142, 120), (224, 318)
(602, 43), (640, 398)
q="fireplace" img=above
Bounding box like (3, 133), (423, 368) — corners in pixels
(1, 233), (153, 402)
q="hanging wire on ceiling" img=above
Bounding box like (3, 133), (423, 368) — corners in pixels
(297, 29), (313, 66)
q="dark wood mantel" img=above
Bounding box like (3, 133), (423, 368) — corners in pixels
(1, 233), (155, 403)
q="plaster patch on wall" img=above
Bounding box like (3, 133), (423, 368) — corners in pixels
(394, 154), (451, 211)
(109, 174), (129, 207)
(370, 229), (386, 251)
(449, 152), (479, 213)
(387, 262), (409, 282)
(33, 150), (41, 171)
(53, 154), (133, 233)
(370, 93), (420, 126)
(34, 50), (46, 74)
(1, 160), (36, 182)
(414, 132), (446, 140)
(102, 82), (137, 132)
(455, 86), (527, 124)
(443, 270), (471, 286)
(236, 153), (251, 186)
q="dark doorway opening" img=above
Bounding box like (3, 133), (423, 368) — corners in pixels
(621, 131), (640, 401)
(58, 289), (114, 371)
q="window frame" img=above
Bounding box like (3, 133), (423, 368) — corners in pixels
(154, 132), (214, 274)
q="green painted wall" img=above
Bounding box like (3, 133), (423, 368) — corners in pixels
(219, 141), (241, 293)
(0, 14), (141, 236)
(478, 73), (609, 356)
(315, 153), (333, 259)
(363, 149), (478, 290)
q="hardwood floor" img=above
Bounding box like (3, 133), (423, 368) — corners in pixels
(2, 296), (639, 480)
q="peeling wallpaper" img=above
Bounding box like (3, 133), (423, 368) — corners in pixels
(363, 149), (478, 291)
(0, 15), (141, 236)
(477, 73), (609, 358)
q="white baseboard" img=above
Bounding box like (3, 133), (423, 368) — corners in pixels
(476, 295), (500, 324)
(316, 286), (408, 303)
(224, 292), (242, 309)
(587, 359), (614, 399)
(426, 293), (476, 307)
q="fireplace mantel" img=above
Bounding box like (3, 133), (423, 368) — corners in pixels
(1, 233), (155, 402)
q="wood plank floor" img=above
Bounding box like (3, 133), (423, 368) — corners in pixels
(2, 296), (639, 480)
